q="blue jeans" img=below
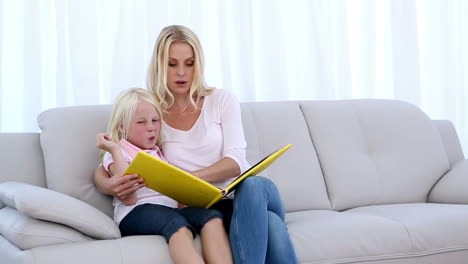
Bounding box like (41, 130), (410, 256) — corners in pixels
(229, 176), (299, 264)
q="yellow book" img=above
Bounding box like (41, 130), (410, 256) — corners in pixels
(124, 144), (292, 208)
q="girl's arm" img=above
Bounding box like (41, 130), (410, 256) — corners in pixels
(95, 133), (143, 204)
(96, 133), (128, 177)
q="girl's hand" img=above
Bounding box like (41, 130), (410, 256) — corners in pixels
(96, 133), (119, 153)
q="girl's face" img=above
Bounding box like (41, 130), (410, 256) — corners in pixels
(167, 41), (195, 96)
(125, 100), (161, 150)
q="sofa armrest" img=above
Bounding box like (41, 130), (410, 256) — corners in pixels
(428, 159), (468, 204)
(432, 120), (465, 165)
(0, 182), (120, 240)
(0, 133), (47, 187)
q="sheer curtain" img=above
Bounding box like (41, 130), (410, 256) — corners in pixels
(1, 0), (467, 154)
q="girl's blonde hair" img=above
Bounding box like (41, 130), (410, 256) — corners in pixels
(102, 88), (163, 157)
(147, 25), (214, 111)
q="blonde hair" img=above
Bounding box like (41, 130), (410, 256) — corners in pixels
(147, 25), (214, 111)
(102, 88), (163, 157)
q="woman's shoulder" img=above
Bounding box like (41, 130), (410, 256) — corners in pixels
(206, 88), (238, 103)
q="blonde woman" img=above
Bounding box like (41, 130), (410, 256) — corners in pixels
(95, 26), (298, 264)
(96, 88), (232, 264)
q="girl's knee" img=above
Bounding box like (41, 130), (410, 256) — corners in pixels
(175, 226), (192, 234)
(168, 226), (195, 244)
(205, 217), (223, 227)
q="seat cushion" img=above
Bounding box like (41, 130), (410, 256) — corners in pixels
(348, 203), (468, 252)
(286, 210), (414, 263)
(287, 204), (468, 263)
(26, 235), (201, 264)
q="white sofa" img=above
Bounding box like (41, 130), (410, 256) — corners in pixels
(1, 99), (468, 264)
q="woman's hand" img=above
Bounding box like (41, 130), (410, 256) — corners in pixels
(94, 165), (145, 199)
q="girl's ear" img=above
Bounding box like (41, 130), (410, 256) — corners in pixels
(118, 124), (126, 133)
(118, 123), (126, 137)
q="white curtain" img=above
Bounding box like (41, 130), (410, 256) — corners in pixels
(1, 0), (467, 155)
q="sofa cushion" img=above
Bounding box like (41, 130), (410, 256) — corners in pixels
(27, 235), (191, 264)
(348, 203), (468, 252)
(37, 105), (114, 217)
(241, 102), (331, 211)
(300, 100), (450, 210)
(0, 207), (93, 250)
(287, 203), (468, 263)
(0, 182), (120, 240)
(286, 209), (414, 263)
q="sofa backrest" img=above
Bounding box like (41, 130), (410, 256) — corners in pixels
(35, 98), (453, 216)
(37, 105), (114, 217)
(241, 102), (331, 212)
(36, 101), (333, 216)
(300, 99), (451, 211)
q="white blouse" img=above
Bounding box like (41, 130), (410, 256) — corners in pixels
(162, 89), (250, 189)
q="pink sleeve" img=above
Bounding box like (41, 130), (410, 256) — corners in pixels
(102, 152), (113, 173)
(219, 92), (250, 173)
(102, 149), (132, 174)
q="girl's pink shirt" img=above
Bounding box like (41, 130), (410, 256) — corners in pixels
(102, 139), (178, 225)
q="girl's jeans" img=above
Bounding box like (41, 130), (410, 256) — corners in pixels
(229, 176), (299, 264)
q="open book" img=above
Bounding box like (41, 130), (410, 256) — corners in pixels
(124, 144), (292, 208)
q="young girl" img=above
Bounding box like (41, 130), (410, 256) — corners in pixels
(96, 88), (232, 264)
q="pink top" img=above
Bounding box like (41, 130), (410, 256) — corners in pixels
(103, 139), (178, 225)
(162, 89), (250, 189)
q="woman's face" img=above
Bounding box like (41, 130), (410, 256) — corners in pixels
(167, 41), (195, 96)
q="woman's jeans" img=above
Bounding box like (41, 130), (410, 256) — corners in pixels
(230, 176), (299, 264)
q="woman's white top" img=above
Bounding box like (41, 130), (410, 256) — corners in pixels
(162, 89), (250, 189)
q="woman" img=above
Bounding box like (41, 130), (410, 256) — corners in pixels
(94, 25), (298, 264)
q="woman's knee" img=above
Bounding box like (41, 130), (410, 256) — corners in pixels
(267, 211), (288, 244)
(266, 211), (298, 263)
(239, 176), (274, 193)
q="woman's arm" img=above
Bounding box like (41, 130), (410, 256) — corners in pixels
(192, 91), (248, 183)
(192, 157), (241, 183)
(93, 165), (145, 197)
